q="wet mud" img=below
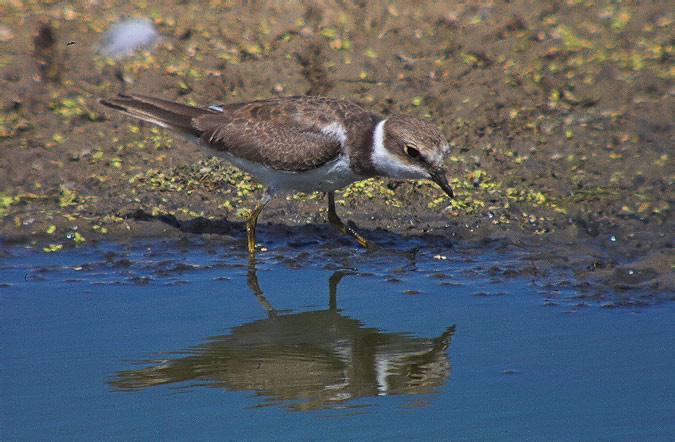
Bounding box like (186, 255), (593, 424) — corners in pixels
(1, 1), (672, 300)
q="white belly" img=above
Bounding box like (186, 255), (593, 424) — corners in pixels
(209, 150), (364, 192)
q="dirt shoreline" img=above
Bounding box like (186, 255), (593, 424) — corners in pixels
(1, 1), (672, 298)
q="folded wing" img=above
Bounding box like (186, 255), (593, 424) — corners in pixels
(195, 114), (342, 172)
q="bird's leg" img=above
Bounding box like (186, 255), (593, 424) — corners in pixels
(246, 187), (275, 255)
(327, 192), (374, 249)
(246, 254), (276, 318)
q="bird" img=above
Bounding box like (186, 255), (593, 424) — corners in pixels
(99, 93), (454, 254)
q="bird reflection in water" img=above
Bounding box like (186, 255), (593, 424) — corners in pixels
(108, 262), (455, 411)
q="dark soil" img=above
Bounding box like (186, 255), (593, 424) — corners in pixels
(1, 1), (672, 299)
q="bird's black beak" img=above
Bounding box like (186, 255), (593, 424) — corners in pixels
(429, 167), (454, 199)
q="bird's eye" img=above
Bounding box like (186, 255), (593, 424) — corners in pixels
(404, 144), (421, 159)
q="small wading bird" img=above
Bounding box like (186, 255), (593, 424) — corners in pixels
(100, 94), (454, 254)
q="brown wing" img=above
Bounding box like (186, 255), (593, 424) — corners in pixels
(196, 116), (341, 171)
(193, 97), (354, 172)
(101, 95), (378, 172)
(100, 93), (217, 138)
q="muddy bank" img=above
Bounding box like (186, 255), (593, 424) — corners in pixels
(0, 1), (672, 297)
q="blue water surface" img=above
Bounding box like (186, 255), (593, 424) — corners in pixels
(1, 242), (672, 439)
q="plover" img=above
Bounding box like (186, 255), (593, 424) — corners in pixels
(100, 94), (454, 253)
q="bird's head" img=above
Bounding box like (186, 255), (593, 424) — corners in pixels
(372, 115), (454, 198)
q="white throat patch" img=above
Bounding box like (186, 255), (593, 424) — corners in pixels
(372, 119), (386, 155)
(371, 119), (427, 179)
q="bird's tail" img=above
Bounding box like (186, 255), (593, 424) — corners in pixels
(99, 93), (212, 139)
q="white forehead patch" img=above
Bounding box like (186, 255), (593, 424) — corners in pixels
(371, 119), (428, 179)
(426, 140), (448, 166)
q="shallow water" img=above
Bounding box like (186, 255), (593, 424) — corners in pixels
(1, 240), (672, 439)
